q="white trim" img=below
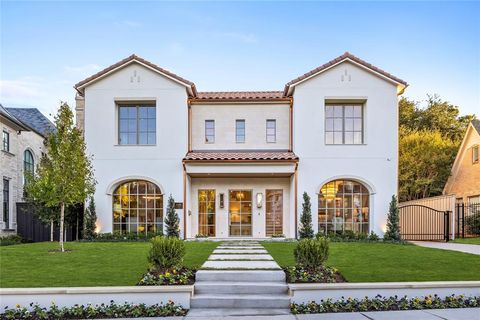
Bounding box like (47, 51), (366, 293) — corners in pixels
(316, 175), (376, 195)
(105, 176), (165, 195)
(287, 58), (406, 95)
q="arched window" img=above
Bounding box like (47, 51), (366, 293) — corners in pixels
(112, 180), (163, 234)
(24, 150), (34, 180)
(318, 179), (369, 234)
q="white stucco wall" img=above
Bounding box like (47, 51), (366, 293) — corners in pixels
(188, 177), (291, 238)
(293, 61), (399, 236)
(191, 103), (290, 150)
(83, 62), (188, 235)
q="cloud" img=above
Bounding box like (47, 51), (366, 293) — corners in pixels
(0, 78), (45, 100)
(216, 32), (258, 44)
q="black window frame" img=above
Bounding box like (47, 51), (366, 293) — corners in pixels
(2, 130), (9, 152)
(3, 178), (9, 227)
(118, 104), (156, 146)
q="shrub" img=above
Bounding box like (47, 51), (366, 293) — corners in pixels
(299, 192), (314, 239)
(148, 236), (186, 271)
(368, 231), (380, 241)
(384, 195), (401, 241)
(0, 234), (23, 246)
(465, 213), (480, 235)
(83, 197), (97, 240)
(164, 195), (180, 238)
(84, 231), (162, 242)
(294, 238), (329, 270)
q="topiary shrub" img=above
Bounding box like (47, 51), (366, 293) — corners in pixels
(465, 213), (480, 235)
(294, 238), (329, 270)
(148, 236), (186, 272)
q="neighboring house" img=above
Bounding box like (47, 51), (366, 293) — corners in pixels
(0, 105), (55, 235)
(74, 52), (407, 239)
(443, 119), (480, 204)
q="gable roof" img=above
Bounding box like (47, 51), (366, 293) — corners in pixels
(74, 54), (197, 97)
(283, 52), (408, 96)
(194, 91), (289, 103)
(472, 119), (480, 135)
(6, 107), (56, 137)
(0, 104), (30, 131)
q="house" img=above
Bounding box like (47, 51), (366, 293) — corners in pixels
(74, 52), (407, 239)
(443, 119), (480, 204)
(0, 105), (55, 235)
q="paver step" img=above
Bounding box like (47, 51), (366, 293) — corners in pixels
(202, 260), (281, 270)
(185, 308), (291, 317)
(196, 270), (286, 282)
(190, 294), (291, 309)
(195, 281), (288, 294)
(208, 254), (273, 260)
(213, 249), (268, 254)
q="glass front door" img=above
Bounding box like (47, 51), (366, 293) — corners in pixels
(198, 189), (215, 236)
(266, 190), (283, 236)
(229, 190), (252, 236)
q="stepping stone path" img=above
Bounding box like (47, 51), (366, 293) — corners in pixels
(189, 241), (290, 317)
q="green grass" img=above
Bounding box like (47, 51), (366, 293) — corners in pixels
(0, 241), (218, 288)
(262, 241), (480, 282)
(451, 237), (480, 245)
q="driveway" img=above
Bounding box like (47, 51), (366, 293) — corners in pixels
(411, 241), (480, 255)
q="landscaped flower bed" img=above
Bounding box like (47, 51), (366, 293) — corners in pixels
(0, 301), (187, 319)
(138, 268), (195, 286)
(284, 266), (345, 283)
(290, 294), (480, 314)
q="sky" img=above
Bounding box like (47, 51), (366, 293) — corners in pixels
(1, 1), (479, 120)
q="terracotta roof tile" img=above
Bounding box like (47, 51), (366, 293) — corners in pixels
(284, 52), (408, 95)
(184, 150), (298, 161)
(75, 54), (197, 96)
(195, 91), (288, 102)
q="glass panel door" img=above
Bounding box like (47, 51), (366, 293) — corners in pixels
(229, 190), (252, 236)
(198, 190), (215, 236)
(266, 190), (283, 236)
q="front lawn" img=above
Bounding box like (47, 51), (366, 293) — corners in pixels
(451, 237), (480, 245)
(0, 241), (218, 288)
(262, 241), (480, 282)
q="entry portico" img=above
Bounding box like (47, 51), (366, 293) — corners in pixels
(183, 151), (298, 239)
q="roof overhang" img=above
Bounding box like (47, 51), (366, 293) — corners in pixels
(74, 54), (197, 97)
(284, 52), (408, 96)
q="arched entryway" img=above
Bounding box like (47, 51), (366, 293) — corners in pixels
(318, 179), (370, 234)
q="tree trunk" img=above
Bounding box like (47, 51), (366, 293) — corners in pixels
(76, 212), (79, 241)
(50, 220), (54, 242)
(59, 202), (65, 252)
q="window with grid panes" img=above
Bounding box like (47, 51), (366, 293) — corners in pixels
(325, 105), (363, 145)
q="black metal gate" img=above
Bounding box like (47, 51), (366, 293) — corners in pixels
(455, 203), (480, 238)
(16, 202), (83, 242)
(399, 204), (451, 241)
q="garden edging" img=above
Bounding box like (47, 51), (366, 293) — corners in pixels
(288, 281), (480, 303)
(0, 285), (193, 310)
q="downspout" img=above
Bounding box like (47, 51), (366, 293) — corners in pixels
(183, 162), (187, 239)
(294, 162), (298, 239)
(289, 97), (293, 152)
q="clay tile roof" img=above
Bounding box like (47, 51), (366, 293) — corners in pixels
(184, 150), (298, 161)
(284, 52), (408, 95)
(74, 54), (197, 96)
(195, 91), (289, 102)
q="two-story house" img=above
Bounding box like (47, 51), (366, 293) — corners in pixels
(1, 105), (55, 235)
(74, 52), (407, 239)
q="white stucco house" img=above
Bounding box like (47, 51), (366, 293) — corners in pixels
(74, 52), (407, 239)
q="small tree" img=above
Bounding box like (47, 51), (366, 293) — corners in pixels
(299, 192), (314, 239)
(84, 197), (97, 240)
(384, 195), (401, 241)
(164, 195), (180, 237)
(26, 102), (96, 251)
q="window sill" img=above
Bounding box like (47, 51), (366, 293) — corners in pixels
(325, 144), (367, 146)
(1, 149), (15, 156)
(114, 144), (157, 147)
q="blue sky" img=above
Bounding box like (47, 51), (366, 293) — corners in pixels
(1, 1), (479, 119)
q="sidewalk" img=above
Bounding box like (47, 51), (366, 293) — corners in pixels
(411, 241), (480, 255)
(111, 307), (480, 319)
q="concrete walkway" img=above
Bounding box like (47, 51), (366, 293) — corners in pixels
(110, 307), (480, 319)
(411, 241), (480, 255)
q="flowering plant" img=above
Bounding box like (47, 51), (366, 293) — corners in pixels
(138, 267), (194, 286)
(284, 265), (344, 283)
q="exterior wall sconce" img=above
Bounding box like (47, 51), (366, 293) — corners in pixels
(256, 193), (263, 208)
(219, 193), (224, 208)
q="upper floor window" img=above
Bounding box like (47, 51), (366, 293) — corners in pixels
(473, 145), (479, 164)
(325, 104), (363, 145)
(24, 150), (34, 178)
(118, 104), (156, 145)
(266, 119), (276, 143)
(2, 131), (9, 152)
(205, 120), (215, 143)
(236, 120), (245, 143)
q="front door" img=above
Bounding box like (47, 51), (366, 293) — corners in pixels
(198, 189), (216, 237)
(229, 190), (252, 236)
(266, 190), (283, 236)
